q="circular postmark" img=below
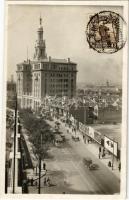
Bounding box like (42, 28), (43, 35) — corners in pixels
(86, 11), (127, 53)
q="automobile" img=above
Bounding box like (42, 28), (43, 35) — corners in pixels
(60, 134), (65, 141)
(54, 134), (63, 147)
(55, 121), (60, 125)
(48, 117), (53, 121)
(83, 157), (92, 168)
(83, 158), (99, 170)
(71, 135), (80, 141)
(89, 163), (99, 170)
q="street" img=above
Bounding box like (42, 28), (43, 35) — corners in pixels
(28, 120), (120, 194)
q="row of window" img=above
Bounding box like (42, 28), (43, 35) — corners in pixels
(50, 73), (74, 77)
(49, 84), (68, 88)
(40, 64), (75, 71)
(49, 89), (69, 93)
(47, 79), (74, 82)
(49, 79), (69, 82)
(18, 72), (75, 79)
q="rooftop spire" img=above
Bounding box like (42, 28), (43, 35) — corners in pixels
(27, 46), (28, 61)
(34, 16), (47, 60)
(39, 15), (42, 26)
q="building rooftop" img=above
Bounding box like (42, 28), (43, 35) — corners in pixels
(47, 57), (76, 65)
(17, 57), (77, 66)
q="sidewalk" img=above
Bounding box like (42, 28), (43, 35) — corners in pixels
(22, 128), (38, 178)
(22, 128), (48, 182)
(60, 120), (120, 180)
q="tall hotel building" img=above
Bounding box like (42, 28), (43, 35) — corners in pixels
(17, 17), (77, 111)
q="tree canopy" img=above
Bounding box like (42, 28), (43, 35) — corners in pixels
(19, 109), (55, 160)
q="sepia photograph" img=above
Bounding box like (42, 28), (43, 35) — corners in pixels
(3, 1), (128, 198)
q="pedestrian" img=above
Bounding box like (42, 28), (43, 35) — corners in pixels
(36, 181), (39, 188)
(27, 178), (30, 185)
(43, 162), (46, 170)
(102, 153), (105, 158)
(118, 162), (121, 172)
(84, 136), (86, 144)
(83, 135), (84, 141)
(99, 147), (101, 153)
(22, 181), (28, 193)
(108, 161), (111, 167)
(103, 147), (105, 156)
(47, 177), (51, 187)
(44, 177), (47, 186)
(36, 165), (38, 176)
(30, 178), (33, 186)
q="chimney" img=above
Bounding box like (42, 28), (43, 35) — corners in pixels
(68, 58), (70, 63)
(49, 56), (51, 62)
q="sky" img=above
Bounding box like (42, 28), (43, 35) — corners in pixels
(7, 4), (123, 85)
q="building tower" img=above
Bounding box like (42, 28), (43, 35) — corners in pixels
(106, 80), (109, 87)
(34, 17), (47, 60)
(16, 16), (77, 110)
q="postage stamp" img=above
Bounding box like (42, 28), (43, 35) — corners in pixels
(0, 0), (128, 199)
(86, 11), (127, 53)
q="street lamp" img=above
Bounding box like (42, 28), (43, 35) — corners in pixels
(38, 126), (50, 194)
(112, 139), (114, 170)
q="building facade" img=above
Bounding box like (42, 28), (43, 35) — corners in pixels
(17, 17), (77, 111)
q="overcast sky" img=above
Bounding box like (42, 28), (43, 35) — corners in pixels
(7, 4), (123, 85)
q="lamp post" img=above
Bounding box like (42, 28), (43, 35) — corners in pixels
(13, 94), (17, 194)
(38, 126), (49, 194)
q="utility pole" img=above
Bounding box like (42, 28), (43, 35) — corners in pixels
(38, 156), (41, 194)
(84, 105), (86, 125)
(5, 161), (8, 193)
(13, 94), (17, 194)
(38, 133), (42, 194)
(112, 140), (114, 170)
